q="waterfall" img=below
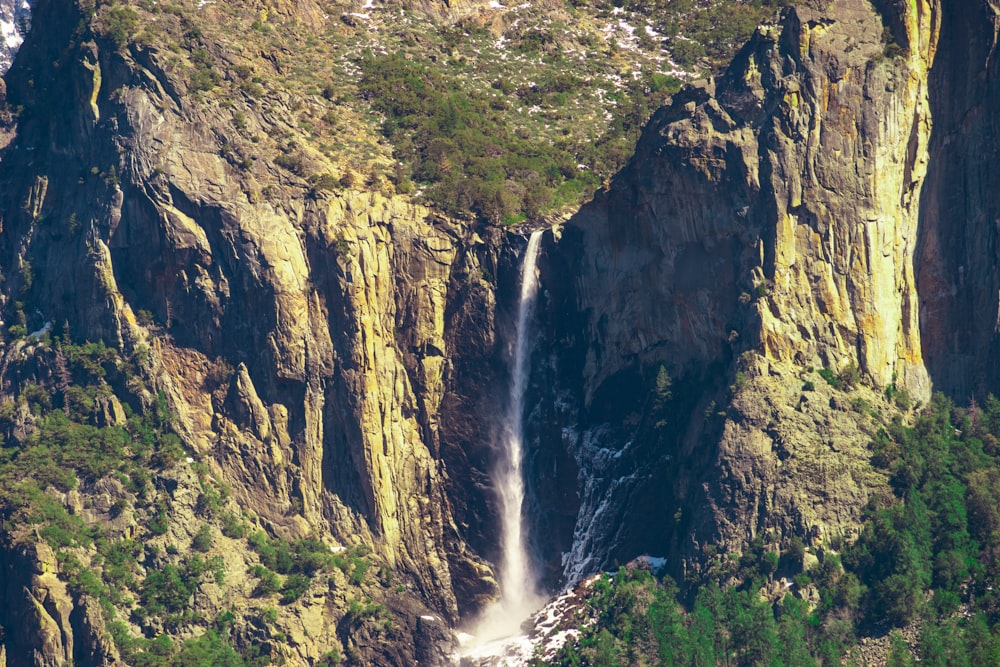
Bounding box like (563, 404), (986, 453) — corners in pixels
(466, 230), (546, 647)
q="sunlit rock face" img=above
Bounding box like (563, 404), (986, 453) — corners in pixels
(10, 0), (1000, 662)
(0, 0), (504, 661)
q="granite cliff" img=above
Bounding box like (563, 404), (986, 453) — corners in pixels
(2, 0), (1000, 664)
(526, 0), (946, 584)
(0, 0), (506, 663)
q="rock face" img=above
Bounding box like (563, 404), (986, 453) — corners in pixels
(7, 0), (1000, 662)
(568, 0), (937, 395)
(0, 0), (508, 661)
(533, 0), (944, 581)
(916, 0), (1000, 397)
(0, 543), (75, 667)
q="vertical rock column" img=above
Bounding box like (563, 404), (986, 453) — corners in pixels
(917, 0), (1000, 397)
(751, 0), (939, 396)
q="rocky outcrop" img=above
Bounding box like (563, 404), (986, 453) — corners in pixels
(535, 0), (943, 581)
(7, 0), (1000, 662)
(0, 542), (92, 667)
(0, 0), (509, 661)
(561, 0), (938, 397)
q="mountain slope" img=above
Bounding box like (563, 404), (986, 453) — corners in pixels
(6, 0), (1000, 665)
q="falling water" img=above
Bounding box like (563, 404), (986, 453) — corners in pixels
(465, 230), (547, 649)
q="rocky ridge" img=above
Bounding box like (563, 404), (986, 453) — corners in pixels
(529, 0), (944, 583)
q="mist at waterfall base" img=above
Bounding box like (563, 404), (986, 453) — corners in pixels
(461, 231), (548, 657)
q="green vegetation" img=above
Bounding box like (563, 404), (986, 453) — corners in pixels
(813, 363), (862, 390)
(111, 624), (267, 667)
(83, 0), (794, 228)
(280, 573), (312, 604)
(140, 555), (225, 622)
(94, 0), (723, 223)
(818, 366), (839, 388)
(357, 52), (680, 223)
(246, 531), (373, 603)
(0, 338), (275, 664)
(0, 342), (178, 533)
(102, 4), (139, 49)
(192, 524), (214, 552)
(837, 363), (860, 389)
(538, 394), (1000, 665)
(885, 373), (913, 410)
(605, 0), (787, 70)
(317, 648), (343, 666)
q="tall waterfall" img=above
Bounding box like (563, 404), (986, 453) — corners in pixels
(467, 230), (546, 647)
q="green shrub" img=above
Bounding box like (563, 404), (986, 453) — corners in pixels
(761, 550), (779, 575)
(838, 363), (861, 389)
(731, 371), (749, 392)
(357, 52), (604, 223)
(280, 573), (311, 603)
(250, 565), (281, 596)
(851, 396), (872, 414)
(148, 509), (169, 536)
(818, 367), (839, 388)
(221, 512), (247, 539)
(188, 48), (220, 92)
(248, 531), (295, 573)
(195, 479), (230, 517)
(142, 564), (197, 615)
(104, 6), (139, 48)
(173, 630), (244, 665)
(192, 524), (214, 552)
(135, 309), (155, 326)
(309, 172), (339, 193)
(349, 557), (370, 585)
(317, 648), (342, 666)
(154, 432), (185, 468)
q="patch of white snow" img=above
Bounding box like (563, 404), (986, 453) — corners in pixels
(28, 321), (51, 339)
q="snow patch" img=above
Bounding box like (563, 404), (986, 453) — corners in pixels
(0, 0), (30, 73)
(458, 576), (601, 666)
(637, 555), (668, 573)
(0, 19), (21, 51)
(28, 321), (51, 339)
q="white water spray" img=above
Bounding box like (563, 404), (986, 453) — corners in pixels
(466, 230), (547, 648)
